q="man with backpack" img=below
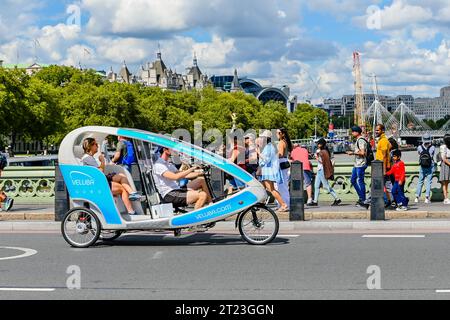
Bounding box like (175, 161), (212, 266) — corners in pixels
(112, 136), (136, 173)
(0, 151), (14, 212)
(415, 134), (435, 204)
(347, 126), (373, 209)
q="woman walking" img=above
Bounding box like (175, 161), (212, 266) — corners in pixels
(257, 130), (289, 212)
(276, 128), (293, 209)
(308, 138), (341, 206)
(440, 134), (450, 204)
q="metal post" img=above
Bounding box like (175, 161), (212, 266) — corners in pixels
(289, 161), (305, 221)
(370, 160), (385, 221)
(54, 165), (70, 221)
(210, 167), (224, 198)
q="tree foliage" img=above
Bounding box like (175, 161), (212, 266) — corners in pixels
(0, 65), (347, 150)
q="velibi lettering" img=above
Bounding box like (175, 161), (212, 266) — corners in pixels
(195, 204), (232, 220)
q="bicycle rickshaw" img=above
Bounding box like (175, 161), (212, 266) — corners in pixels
(59, 126), (279, 248)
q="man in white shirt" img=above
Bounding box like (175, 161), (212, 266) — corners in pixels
(347, 126), (369, 208)
(153, 147), (212, 210)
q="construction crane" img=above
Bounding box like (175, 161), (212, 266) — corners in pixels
(353, 51), (365, 128)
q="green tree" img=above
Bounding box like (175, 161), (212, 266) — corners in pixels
(0, 68), (31, 150)
(24, 77), (63, 146)
(287, 103), (329, 139)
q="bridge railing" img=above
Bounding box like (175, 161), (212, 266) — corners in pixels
(0, 164), (445, 205)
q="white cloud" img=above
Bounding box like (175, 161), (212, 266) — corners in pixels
(82, 0), (302, 39)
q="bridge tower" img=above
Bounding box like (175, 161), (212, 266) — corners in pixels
(353, 52), (365, 128)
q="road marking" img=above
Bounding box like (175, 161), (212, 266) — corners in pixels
(0, 288), (55, 292)
(362, 235), (425, 238)
(277, 235), (300, 238)
(152, 251), (163, 259)
(0, 247), (38, 261)
(436, 290), (450, 293)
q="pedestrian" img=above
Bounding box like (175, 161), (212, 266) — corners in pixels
(290, 143), (314, 205)
(256, 130), (289, 212)
(386, 149), (409, 211)
(439, 134), (450, 204)
(227, 136), (246, 193)
(244, 133), (258, 176)
(374, 124), (393, 208)
(386, 137), (399, 209)
(112, 136), (136, 173)
(309, 138), (341, 207)
(346, 126), (370, 208)
(101, 136), (111, 164)
(276, 128), (293, 209)
(415, 134), (436, 204)
(0, 151), (14, 212)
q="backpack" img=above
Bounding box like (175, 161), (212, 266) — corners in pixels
(357, 138), (374, 166)
(0, 153), (8, 170)
(120, 140), (136, 166)
(419, 145), (433, 168)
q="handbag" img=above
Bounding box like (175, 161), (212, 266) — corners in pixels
(280, 161), (291, 170)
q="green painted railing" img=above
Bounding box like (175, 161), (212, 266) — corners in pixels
(329, 162), (444, 202)
(0, 163), (445, 205)
(0, 167), (55, 204)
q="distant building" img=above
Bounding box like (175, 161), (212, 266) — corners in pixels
(0, 61), (48, 75)
(323, 94), (415, 117)
(137, 51), (210, 91)
(210, 69), (298, 112)
(412, 86), (450, 121)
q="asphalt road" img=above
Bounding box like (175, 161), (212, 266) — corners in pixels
(2, 230), (450, 300)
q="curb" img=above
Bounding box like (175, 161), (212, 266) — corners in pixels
(3, 220), (450, 232)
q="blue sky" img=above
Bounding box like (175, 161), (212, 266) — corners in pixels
(1, 0), (450, 100)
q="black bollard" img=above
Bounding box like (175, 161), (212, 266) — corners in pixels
(289, 161), (305, 221)
(54, 165), (70, 222)
(370, 160), (385, 221)
(210, 167), (224, 199)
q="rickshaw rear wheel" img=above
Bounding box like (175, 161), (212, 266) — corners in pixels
(61, 208), (101, 248)
(238, 204), (279, 245)
(99, 230), (123, 241)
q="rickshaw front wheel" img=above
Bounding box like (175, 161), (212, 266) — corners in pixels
(61, 208), (101, 248)
(238, 204), (279, 245)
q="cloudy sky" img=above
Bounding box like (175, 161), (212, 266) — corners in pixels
(1, 0), (450, 101)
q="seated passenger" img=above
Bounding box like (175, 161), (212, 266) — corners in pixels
(81, 138), (140, 215)
(153, 147), (212, 210)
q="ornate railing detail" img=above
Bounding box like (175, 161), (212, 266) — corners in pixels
(0, 167), (55, 204)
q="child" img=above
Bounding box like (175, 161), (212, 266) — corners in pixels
(386, 149), (409, 211)
(0, 152), (14, 212)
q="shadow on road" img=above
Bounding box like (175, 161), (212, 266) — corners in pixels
(95, 233), (290, 247)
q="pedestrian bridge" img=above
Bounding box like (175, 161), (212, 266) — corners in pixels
(399, 130), (447, 138)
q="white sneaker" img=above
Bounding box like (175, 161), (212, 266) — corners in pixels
(424, 198), (431, 204)
(444, 199), (450, 205)
(414, 197), (419, 203)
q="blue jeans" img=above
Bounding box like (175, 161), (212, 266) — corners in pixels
(416, 165), (434, 198)
(351, 166), (367, 202)
(314, 169), (338, 202)
(230, 178), (245, 189)
(392, 182), (408, 206)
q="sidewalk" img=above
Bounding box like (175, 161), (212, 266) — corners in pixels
(2, 220), (450, 232)
(1, 203), (450, 222)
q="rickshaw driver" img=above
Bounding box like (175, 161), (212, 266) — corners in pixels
(154, 147), (212, 210)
